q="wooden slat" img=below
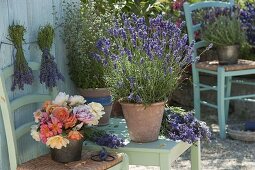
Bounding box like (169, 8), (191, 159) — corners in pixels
(0, 62), (40, 79)
(15, 122), (34, 140)
(10, 94), (52, 112)
(188, 0), (233, 12)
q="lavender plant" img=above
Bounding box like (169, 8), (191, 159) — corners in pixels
(38, 25), (64, 88)
(201, 7), (245, 46)
(160, 107), (211, 144)
(96, 14), (194, 105)
(240, 2), (255, 46)
(8, 24), (33, 91)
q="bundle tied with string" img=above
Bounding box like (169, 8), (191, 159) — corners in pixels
(8, 24), (33, 91)
(38, 25), (64, 88)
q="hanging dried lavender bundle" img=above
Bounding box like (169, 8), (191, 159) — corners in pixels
(8, 24), (34, 91)
(38, 25), (64, 88)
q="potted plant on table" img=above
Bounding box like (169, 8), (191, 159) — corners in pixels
(62, 0), (116, 125)
(201, 7), (245, 65)
(95, 14), (194, 143)
(31, 92), (105, 163)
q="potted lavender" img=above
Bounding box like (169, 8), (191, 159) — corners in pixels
(96, 14), (194, 143)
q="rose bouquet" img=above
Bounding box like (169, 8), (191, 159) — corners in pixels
(31, 92), (105, 149)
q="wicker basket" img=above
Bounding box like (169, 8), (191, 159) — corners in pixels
(227, 124), (255, 142)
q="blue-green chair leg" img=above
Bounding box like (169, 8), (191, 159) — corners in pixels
(192, 64), (201, 119)
(217, 67), (226, 139)
(225, 77), (232, 122)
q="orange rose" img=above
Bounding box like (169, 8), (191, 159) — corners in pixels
(64, 115), (77, 129)
(46, 104), (59, 114)
(68, 131), (84, 140)
(52, 107), (70, 122)
(42, 100), (52, 111)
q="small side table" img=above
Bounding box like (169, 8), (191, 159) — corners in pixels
(84, 118), (201, 170)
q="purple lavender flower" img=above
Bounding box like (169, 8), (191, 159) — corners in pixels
(39, 48), (64, 88)
(94, 133), (125, 149)
(95, 14), (195, 104)
(11, 55), (34, 91)
(162, 110), (211, 144)
(240, 3), (255, 45)
(9, 25), (34, 91)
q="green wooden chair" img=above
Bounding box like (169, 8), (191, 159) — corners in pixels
(184, 0), (255, 139)
(0, 62), (129, 170)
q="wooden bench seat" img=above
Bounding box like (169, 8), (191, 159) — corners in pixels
(17, 150), (124, 170)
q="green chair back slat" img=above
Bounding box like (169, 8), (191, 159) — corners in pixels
(187, 0), (234, 12)
(15, 122), (35, 140)
(1, 62), (40, 79)
(10, 94), (52, 112)
(192, 23), (202, 32)
(0, 61), (58, 170)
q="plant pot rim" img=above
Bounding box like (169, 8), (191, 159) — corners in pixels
(119, 101), (166, 107)
(217, 44), (240, 48)
(78, 87), (110, 91)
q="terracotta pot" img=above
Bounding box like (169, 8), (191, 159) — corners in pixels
(121, 101), (165, 143)
(78, 88), (112, 126)
(111, 101), (123, 118)
(50, 138), (84, 163)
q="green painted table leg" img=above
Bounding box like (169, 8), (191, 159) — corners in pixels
(160, 153), (171, 170)
(191, 141), (201, 170)
(225, 77), (232, 122)
(192, 64), (201, 120)
(217, 67), (226, 139)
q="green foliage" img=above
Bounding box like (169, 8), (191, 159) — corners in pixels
(62, 0), (115, 89)
(37, 24), (54, 50)
(202, 15), (245, 46)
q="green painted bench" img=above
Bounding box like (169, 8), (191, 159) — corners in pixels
(85, 118), (201, 170)
(0, 62), (129, 170)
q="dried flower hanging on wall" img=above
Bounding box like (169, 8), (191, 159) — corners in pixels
(37, 24), (64, 88)
(8, 24), (33, 91)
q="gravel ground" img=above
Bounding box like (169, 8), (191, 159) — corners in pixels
(129, 111), (255, 170)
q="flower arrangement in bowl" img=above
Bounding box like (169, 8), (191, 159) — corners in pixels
(31, 92), (105, 163)
(201, 6), (245, 64)
(96, 14), (194, 142)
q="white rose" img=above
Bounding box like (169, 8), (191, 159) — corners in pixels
(69, 95), (86, 106)
(52, 92), (69, 106)
(88, 102), (105, 120)
(31, 125), (40, 142)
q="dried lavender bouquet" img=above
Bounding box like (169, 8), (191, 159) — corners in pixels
(37, 25), (64, 88)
